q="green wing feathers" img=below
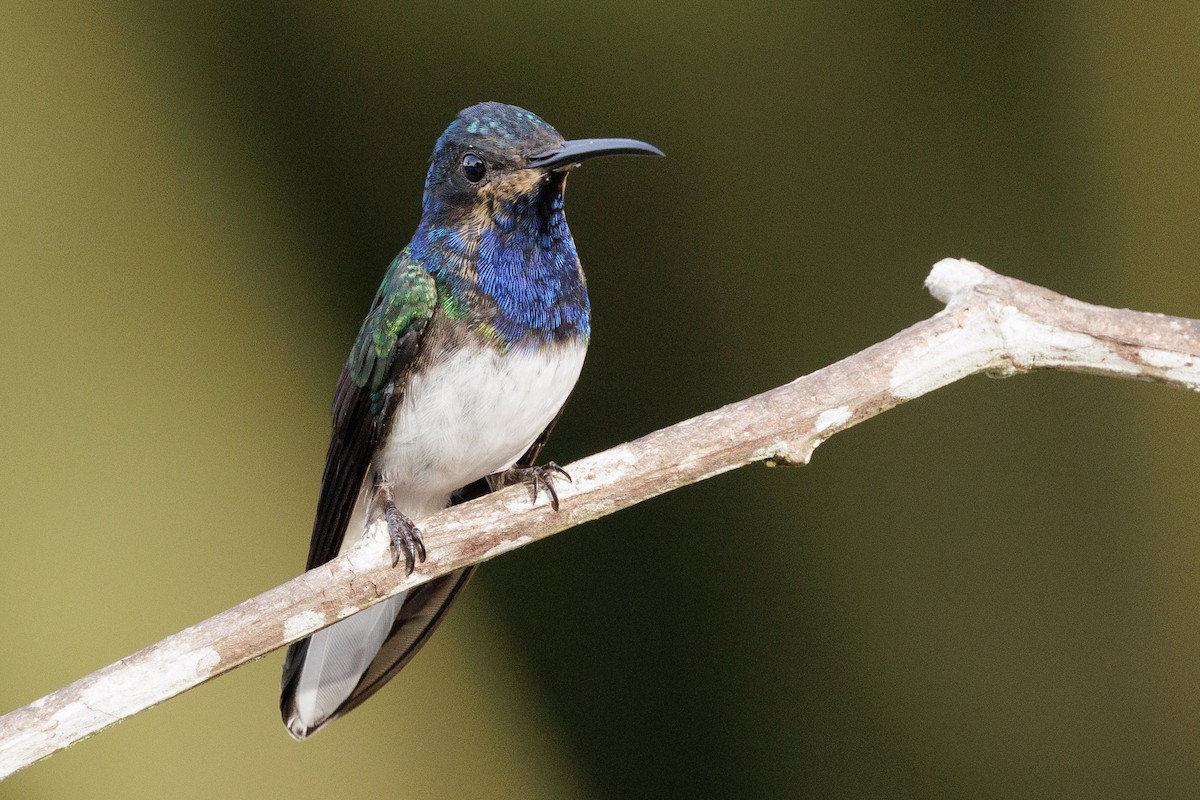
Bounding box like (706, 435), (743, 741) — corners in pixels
(299, 248), (435, 572)
(348, 248), (437, 395)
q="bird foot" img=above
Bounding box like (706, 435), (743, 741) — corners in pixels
(375, 484), (426, 574)
(493, 462), (572, 511)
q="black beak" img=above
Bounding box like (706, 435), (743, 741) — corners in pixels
(527, 138), (665, 171)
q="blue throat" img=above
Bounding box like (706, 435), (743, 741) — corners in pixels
(411, 174), (590, 348)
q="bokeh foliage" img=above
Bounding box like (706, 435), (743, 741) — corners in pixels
(2, 3), (1198, 798)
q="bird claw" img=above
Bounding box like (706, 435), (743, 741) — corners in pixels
(384, 504), (425, 575)
(501, 461), (572, 511)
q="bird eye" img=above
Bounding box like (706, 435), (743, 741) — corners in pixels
(461, 153), (486, 183)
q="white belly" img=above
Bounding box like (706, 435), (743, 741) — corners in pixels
(298, 339), (587, 735)
(375, 340), (587, 508)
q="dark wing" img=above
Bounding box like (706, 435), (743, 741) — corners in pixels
(304, 248), (437, 570)
(281, 249), (436, 691)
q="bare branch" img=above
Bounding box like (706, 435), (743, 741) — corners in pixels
(1, 259), (1197, 778)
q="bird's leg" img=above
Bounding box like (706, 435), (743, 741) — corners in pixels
(489, 462), (572, 512)
(373, 479), (426, 574)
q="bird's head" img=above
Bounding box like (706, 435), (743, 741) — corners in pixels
(420, 102), (662, 230)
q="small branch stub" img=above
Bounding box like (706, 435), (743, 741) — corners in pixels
(0, 258), (1197, 779)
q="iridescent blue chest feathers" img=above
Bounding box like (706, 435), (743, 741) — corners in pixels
(412, 172), (589, 348)
(410, 106), (590, 350)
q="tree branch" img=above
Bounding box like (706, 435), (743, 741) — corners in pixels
(1, 259), (1197, 778)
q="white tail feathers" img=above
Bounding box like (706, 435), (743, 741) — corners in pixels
(285, 591), (408, 738)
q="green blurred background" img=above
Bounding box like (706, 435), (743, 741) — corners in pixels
(2, 2), (1199, 798)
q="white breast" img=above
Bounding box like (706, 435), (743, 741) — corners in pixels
(375, 340), (588, 508)
(293, 339), (586, 736)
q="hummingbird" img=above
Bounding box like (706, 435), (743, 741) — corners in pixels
(280, 102), (662, 739)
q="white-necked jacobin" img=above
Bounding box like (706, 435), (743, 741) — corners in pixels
(280, 102), (662, 739)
